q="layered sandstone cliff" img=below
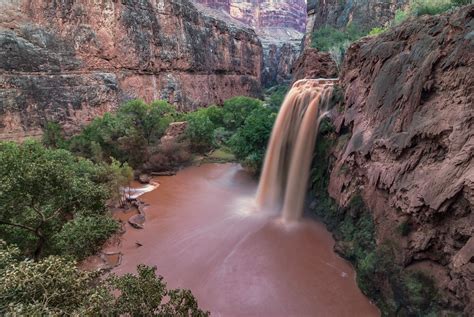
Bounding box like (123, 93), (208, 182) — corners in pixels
(0, 0), (262, 140)
(195, 0), (306, 86)
(324, 6), (473, 313)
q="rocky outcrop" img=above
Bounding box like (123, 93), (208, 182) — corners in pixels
(307, 0), (407, 31)
(0, 0), (263, 140)
(196, 0), (307, 32)
(195, 0), (305, 87)
(326, 6), (473, 313)
(291, 48), (338, 82)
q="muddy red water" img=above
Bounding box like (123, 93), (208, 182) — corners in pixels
(108, 163), (379, 317)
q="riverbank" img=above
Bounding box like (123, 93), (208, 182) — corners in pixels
(86, 163), (380, 316)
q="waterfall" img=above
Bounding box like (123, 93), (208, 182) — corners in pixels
(256, 79), (336, 222)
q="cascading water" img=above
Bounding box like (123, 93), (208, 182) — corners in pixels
(256, 79), (337, 222)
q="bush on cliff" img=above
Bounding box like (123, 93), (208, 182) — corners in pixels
(0, 241), (209, 316)
(0, 141), (123, 259)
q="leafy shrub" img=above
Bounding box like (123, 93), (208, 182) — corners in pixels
(311, 24), (365, 52)
(69, 99), (177, 167)
(229, 106), (276, 174)
(222, 96), (263, 131)
(410, 0), (454, 16)
(0, 141), (125, 259)
(368, 27), (386, 36)
(396, 271), (439, 315)
(0, 242), (209, 316)
(185, 109), (216, 151)
(53, 216), (120, 259)
(107, 265), (209, 316)
(267, 85), (289, 110)
(42, 122), (67, 149)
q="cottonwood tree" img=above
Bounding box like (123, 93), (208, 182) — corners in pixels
(0, 141), (112, 259)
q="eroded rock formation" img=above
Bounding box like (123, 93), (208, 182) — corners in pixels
(307, 0), (407, 31)
(291, 48), (338, 82)
(195, 0), (306, 87)
(0, 0), (262, 140)
(326, 6), (473, 312)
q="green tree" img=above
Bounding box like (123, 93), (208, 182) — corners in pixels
(0, 241), (209, 316)
(0, 141), (111, 258)
(222, 96), (263, 131)
(229, 106), (276, 174)
(52, 216), (120, 259)
(108, 265), (209, 316)
(185, 109), (216, 151)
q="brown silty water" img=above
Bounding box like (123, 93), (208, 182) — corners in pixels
(257, 79), (337, 222)
(96, 79), (379, 316)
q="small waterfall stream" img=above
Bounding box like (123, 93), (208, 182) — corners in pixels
(256, 79), (337, 221)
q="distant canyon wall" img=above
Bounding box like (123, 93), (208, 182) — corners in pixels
(196, 0), (307, 32)
(195, 0), (306, 87)
(0, 0), (263, 140)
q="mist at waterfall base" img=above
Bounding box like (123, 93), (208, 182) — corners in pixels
(107, 80), (379, 316)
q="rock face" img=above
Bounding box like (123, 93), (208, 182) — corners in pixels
(195, 0), (306, 87)
(291, 48), (338, 82)
(0, 0), (262, 140)
(196, 0), (307, 32)
(307, 0), (407, 31)
(327, 6), (473, 312)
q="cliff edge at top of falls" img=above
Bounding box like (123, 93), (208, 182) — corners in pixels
(323, 5), (473, 313)
(0, 0), (263, 140)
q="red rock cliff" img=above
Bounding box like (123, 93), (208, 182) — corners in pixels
(327, 6), (473, 313)
(0, 0), (263, 140)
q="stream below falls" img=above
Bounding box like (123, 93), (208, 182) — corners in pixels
(106, 163), (379, 316)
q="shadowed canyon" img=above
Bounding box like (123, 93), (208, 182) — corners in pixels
(0, 0), (472, 316)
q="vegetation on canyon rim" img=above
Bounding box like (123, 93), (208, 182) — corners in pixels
(311, 0), (471, 65)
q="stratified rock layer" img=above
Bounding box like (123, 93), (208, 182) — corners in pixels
(0, 0), (262, 140)
(328, 6), (473, 312)
(307, 0), (406, 31)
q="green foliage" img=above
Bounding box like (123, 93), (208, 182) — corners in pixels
(229, 106), (276, 174)
(393, 8), (409, 25)
(0, 250), (109, 316)
(42, 122), (67, 149)
(107, 264), (209, 316)
(396, 271), (439, 315)
(368, 27), (386, 36)
(70, 99), (177, 167)
(0, 241), (208, 316)
(185, 108), (216, 151)
(311, 24), (365, 52)
(267, 85), (289, 110)
(222, 96), (263, 131)
(52, 216), (119, 259)
(410, 0), (454, 16)
(0, 141), (118, 259)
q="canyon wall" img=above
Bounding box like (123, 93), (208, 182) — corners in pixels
(307, 0), (407, 31)
(195, 0), (306, 87)
(196, 0), (307, 32)
(0, 0), (263, 140)
(324, 6), (473, 313)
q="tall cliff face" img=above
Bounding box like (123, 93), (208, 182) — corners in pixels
(0, 0), (263, 140)
(307, 0), (407, 31)
(195, 0), (306, 87)
(196, 0), (306, 32)
(324, 6), (473, 313)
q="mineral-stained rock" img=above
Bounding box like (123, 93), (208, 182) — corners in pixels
(291, 48), (338, 82)
(327, 6), (473, 312)
(0, 0), (263, 140)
